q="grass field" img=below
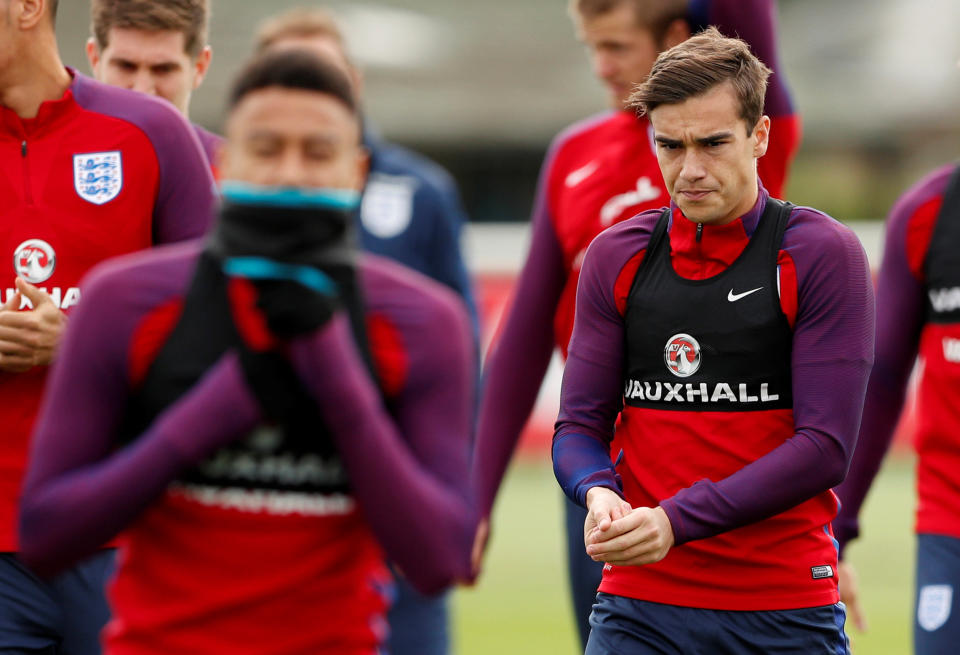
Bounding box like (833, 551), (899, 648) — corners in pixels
(453, 455), (917, 654)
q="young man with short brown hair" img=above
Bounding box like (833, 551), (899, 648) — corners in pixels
(553, 27), (871, 653)
(472, 1), (801, 645)
(85, 0), (219, 162)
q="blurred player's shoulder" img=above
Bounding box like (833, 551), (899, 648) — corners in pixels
(889, 162), (956, 226)
(551, 110), (625, 154)
(369, 138), (458, 197)
(586, 208), (663, 259)
(79, 240), (203, 310)
(360, 254), (471, 338)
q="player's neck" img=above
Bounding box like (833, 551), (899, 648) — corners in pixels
(0, 38), (71, 119)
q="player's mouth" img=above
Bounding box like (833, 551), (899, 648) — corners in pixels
(678, 189), (715, 201)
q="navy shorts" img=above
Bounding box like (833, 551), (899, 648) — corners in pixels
(585, 592), (849, 655)
(386, 572), (449, 655)
(915, 534), (960, 655)
(0, 550), (114, 654)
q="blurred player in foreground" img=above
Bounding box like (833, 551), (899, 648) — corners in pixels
(18, 50), (476, 654)
(86, 0), (220, 163)
(833, 131), (960, 652)
(257, 10), (479, 653)
(472, 0), (800, 644)
(0, 0), (214, 651)
(553, 28), (873, 653)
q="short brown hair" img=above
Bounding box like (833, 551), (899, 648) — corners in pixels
(91, 0), (210, 58)
(255, 8), (347, 57)
(570, 0), (686, 43)
(628, 26), (771, 132)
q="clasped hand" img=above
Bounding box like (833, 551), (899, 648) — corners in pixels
(0, 278), (67, 372)
(584, 486), (675, 567)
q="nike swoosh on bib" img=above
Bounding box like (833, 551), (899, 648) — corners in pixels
(727, 287), (763, 302)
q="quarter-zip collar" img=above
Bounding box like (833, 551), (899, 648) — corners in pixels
(666, 180), (769, 280)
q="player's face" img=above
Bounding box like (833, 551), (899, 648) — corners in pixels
(650, 82), (769, 225)
(220, 87), (366, 191)
(575, 4), (660, 109)
(86, 27), (211, 116)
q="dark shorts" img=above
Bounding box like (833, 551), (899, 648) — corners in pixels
(386, 573), (449, 655)
(915, 534), (960, 655)
(0, 550), (115, 655)
(585, 592), (849, 655)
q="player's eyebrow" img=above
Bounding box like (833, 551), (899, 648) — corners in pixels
(695, 131), (734, 145)
(654, 135), (682, 147)
(655, 131), (734, 148)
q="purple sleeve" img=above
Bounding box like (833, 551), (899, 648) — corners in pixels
(688, 0), (793, 118)
(290, 302), (476, 594)
(71, 74), (215, 244)
(661, 211), (875, 545)
(19, 259), (260, 575)
(833, 174), (946, 554)
(471, 142), (568, 516)
(553, 217), (656, 505)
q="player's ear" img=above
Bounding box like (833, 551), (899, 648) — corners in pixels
(661, 18), (691, 50)
(192, 46), (213, 90)
(354, 145), (370, 191)
(752, 115), (770, 158)
(85, 37), (101, 73)
(17, 0), (46, 30)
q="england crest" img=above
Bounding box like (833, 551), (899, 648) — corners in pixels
(73, 151), (123, 205)
(918, 584), (953, 632)
(360, 173), (416, 238)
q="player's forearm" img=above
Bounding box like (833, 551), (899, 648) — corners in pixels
(20, 425), (193, 576)
(832, 365), (912, 554)
(552, 432), (621, 507)
(291, 318), (477, 593)
(833, 209), (926, 552)
(661, 424), (852, 546)
(21, 354), (261, 576)
(472, 201), (566, 515)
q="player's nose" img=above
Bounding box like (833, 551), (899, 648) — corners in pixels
(131, 72), (157, 97)
(272, 151), (310, 188)
(592, 52), (617, 81)
(678, 150), (707, 181)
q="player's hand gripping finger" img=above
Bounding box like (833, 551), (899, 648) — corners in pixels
(584, 487), (632, 548)
(586, 507), (674, 566)
(0, 286), (35, 372)
(0, 278), (68, 367)
(838, 560), (867, 633)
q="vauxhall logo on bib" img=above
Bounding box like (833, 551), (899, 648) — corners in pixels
(73, 151), (123, 205)
(665, 333), (701, 377)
